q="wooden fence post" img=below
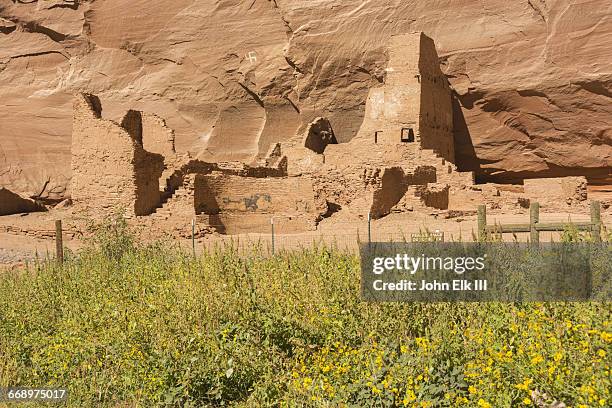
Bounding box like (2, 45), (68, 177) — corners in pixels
(367, 212), (372, 246)
(477, 205), (487, 241)
(191, 218), (196, 257)
(270, 217), (275, 255)
(55, 220), (64, 264)
(591, 201), (601, 243)
(530, 202), (540, 244)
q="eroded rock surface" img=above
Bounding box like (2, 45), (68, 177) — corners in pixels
(1, 0), (610, 198)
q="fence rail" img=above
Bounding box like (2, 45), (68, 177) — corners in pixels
(478, 201), (602, 243)
(49, 202), (606, 259)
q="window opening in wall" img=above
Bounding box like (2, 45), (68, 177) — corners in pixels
(401, 128), (415, 143)
(374, 131), (383, 144)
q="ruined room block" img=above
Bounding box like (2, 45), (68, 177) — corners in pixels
(369, 167), (408, 219)
(71, 94), (165, 217)
(193, 173), (324, 234)
(523, 176), (588, 205)
(141, 112), (176, 158)
(416, 183), (450, 210)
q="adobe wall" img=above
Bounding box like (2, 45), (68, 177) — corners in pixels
(417, 34), (454, 161)
(193, 173), (323, 233)
(71, 94), (164, 217)
(524, 176), (588, 206)
(370, 167), (408, 219)
(141, 112), (176, 158)
(354, 32), (453, 162)
(416, 183), (450, 210)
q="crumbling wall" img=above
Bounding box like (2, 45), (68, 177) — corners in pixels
(194, 172), (323, 233)
(71, 94), (164, 217)
(133, 147), (165, 216)
(416, 183), (450, 210)
(141, 113), (176, 158)
(524, 176), (588, 206)
(417, 34), (454, 162)
(406, 165), (437, 185)
(370, 167), (407, 219)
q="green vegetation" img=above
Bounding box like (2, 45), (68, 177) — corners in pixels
(0, 219), (610, 407)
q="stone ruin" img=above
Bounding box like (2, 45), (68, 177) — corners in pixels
(71, 94), (166, 217)
(65, 32), (593, 236)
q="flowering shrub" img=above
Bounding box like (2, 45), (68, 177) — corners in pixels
(0, 227), (609, 407)
(288, 304), (610, 407)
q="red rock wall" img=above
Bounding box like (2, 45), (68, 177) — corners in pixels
(0, 0), (610, 198)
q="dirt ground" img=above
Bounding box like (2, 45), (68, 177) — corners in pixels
(1, 201), (609, 268)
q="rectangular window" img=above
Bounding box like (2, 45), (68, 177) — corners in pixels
(374, 131), (383, 144)
(401, 128), (415, 143)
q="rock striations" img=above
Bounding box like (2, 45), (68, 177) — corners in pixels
(0, 0), (610, 199)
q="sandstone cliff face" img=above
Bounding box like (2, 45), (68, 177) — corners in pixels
(1, 0), (610, 199)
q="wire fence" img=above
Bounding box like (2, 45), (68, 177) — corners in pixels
(197, 229), (449, 255)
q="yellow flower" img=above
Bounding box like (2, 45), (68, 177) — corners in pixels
(468, 385), (477, 395)
(477, 399), (491, 408)
(523, 397), (532, 405)
(515, 378), (532, 391)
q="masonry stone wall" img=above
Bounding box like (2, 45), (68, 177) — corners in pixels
(141, 112), (176, 158)
(370, 167), (407, 219)
(193, 173), (323, 233)
(71, 94), (164, 217)
(417, 34), (454, 161)
(524, 176), (588, 206)
(354, 32), (454, 162)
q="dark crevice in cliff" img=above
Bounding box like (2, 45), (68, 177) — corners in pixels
(284, 56), (304, 75)
(238, 82), (265, 108)
(0, 25), (16, 34)
(46, 1), (79, 11)
(10, 50), (69, 60)
(575, 80), (612, 99)
(267, 0), (292, 35)
(455, 90), (486, 110)
(1, 14), (70, 43)
(23, 21), (68, 42)
(527, 0), (547, 22)
(283, 96), (300, 113)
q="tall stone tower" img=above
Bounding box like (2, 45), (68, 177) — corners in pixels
(357, 32), (455, 162)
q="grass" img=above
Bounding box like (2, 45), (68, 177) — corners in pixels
(0, 218), (610, 407)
